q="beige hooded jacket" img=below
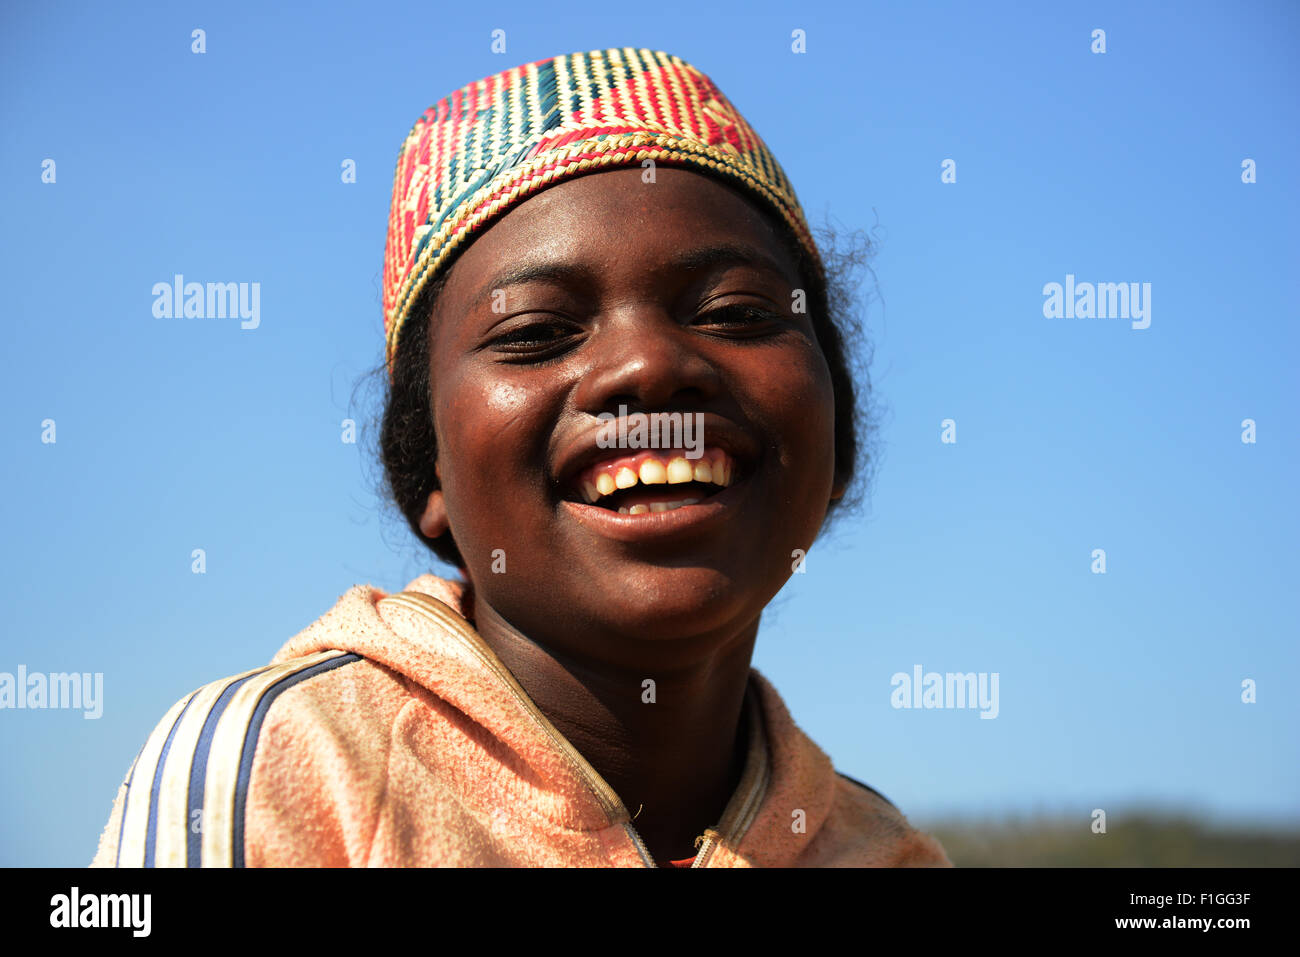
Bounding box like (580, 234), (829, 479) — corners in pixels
(91, 573), (952, 868)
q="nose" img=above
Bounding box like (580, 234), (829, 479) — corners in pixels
(573, 307), (722, 416)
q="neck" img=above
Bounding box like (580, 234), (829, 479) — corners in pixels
(468, 593), (757, 864)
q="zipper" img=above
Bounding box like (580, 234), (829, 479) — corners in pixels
(380, 590), (762, 869)
(629, 819), (720, 869)
(691, 828), (721, 868)
(623, 820), (657, 868)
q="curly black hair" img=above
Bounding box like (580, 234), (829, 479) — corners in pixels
(371, 192), (879, 571)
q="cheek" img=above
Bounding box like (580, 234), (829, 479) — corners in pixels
(484, 379), (531, 418)
(750, 344), (837, 468)
(432, 372), (552, 526)
(436, 373), (533, 466)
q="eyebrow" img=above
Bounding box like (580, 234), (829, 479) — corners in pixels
(469, 242), (794, 312)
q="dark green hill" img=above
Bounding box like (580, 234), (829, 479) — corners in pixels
(923, 812), (1300, 867)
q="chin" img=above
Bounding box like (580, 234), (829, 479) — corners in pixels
(580, 565), (772, 641)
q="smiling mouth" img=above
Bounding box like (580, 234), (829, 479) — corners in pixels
(567, 448), (737, 514)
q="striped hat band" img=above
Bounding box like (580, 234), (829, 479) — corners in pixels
(382, 47), (821, 377)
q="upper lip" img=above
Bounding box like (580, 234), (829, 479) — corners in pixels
(551, 412), (763, 502)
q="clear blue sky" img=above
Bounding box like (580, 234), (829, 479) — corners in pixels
(2, 0), (1296, 866)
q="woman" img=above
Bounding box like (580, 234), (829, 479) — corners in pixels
(91, 47), (951, 868)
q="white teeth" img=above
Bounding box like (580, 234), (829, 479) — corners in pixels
(639, 460), (667, 485)
(626, 498), (702, 516)
(581, 453), (735, 508)
(666, 457), (693, 484)
(628, 504), (650, 515)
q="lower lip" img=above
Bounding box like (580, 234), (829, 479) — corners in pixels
(561, 480), (746, 543)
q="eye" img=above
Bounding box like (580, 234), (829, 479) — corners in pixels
(488, 317), (581, 358)
(693, 304), (783, 333)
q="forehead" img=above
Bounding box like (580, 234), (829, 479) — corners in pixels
(436, 166), (801, 302)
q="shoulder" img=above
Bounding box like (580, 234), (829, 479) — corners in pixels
(821, 772), (954, 867)
(92, 650), (401, 868)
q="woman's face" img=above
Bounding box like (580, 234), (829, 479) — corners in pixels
(421, 166), (841, 656)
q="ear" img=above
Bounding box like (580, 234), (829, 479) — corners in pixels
(419, 489), (449, 539)
(419, 462), (449, 539)
(829, 473), (847, 502)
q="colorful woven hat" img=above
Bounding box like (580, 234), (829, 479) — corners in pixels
(382, 47), (821, 376)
